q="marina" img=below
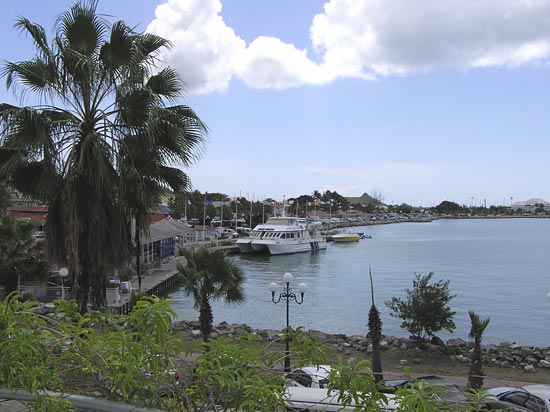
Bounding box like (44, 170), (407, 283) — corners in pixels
(170, 218), (550, 347)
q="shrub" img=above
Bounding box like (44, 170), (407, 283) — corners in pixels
(385, 272), (456, 341)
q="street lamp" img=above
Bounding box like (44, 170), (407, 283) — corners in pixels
(270, 272), (307, 372)
(59, 267), (69, 300)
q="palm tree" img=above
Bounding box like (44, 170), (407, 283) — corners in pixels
(468, 310), (490, 390)
(177, 247), (245, 342)
(368, 268), (383, 383)
(0, 1), (207, 312)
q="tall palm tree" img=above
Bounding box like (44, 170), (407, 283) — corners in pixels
(0, 1), (206, 312)
(468, 310), (490, 390)
(177, 247), (245, 342)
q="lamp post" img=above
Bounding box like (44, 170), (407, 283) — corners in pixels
(59, 267), (69, 300)
(270, 272), (307, 372)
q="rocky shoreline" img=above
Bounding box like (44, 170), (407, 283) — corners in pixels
(174, 320), (550, 374)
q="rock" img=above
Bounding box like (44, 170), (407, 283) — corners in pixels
(191, 329), (201, 337)
(412, 358), (421, 364)
(539, 360), (550, 368)
(399, 359), (409, 365)
(455, 354), (469, 363)
(524, 365), (536, 373)
(366, 344), (373, 354)
(380, 340), (389, 350)
(431, 336), (445, 346)
(447, 338), (467, 347)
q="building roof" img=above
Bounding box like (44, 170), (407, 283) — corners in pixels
(512, 198), (550, 207)
(6, 205), (48, 223)
(146, 218), (194, 242)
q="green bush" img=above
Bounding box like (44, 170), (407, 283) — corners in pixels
(385, 272), (456, 341)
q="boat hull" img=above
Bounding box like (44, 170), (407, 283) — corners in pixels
(266, 239), (327, 255)
(236, 239), (255, 253)
(332, 234), (361, 242)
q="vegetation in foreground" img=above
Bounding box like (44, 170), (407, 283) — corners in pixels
(2, 292), (545, 412)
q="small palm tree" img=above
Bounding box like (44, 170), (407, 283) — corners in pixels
(368, 268), (383, 383)
(468, 310), (490, 390)
(177, 247), (244, 342)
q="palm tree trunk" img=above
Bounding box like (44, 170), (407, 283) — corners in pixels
(468, 335), (484, 389)
(76, 268), (89, 314)
(135, 216), (142, 293)
(199, 299), (213, 342)
(369, 305), (383, 383)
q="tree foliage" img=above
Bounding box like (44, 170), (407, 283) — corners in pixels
(0, 214), (49, 291)
(385, 272), (456, 341)
(0, 1), (207, 312)
(0, 293), (186, 410)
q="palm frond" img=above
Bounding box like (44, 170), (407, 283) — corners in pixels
(13, 18), (52, 60)
(146, 68), (183, 100)
(99, 20), (133, 71)
(57, 0), (106, 56)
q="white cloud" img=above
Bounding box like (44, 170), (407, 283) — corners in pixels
(147, 0), (550, 93)
(147, 0), (246, 94)
(234, 37), (327, 89)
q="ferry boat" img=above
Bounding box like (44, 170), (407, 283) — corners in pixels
(236, 216), (326, 255)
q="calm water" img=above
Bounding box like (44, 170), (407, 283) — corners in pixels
(169, 218), (550, 347)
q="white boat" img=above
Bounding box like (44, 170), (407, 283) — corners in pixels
(332, 230), (361, 242)
(236, 216), (326, 255)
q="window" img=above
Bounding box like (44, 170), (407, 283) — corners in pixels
(287, 370), (313, 388)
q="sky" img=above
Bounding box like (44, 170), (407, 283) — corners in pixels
(1, 0), (550, 207)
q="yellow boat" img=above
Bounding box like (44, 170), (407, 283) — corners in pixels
(332, 231), (361, 242)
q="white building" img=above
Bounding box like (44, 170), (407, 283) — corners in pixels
(510, 198), (550, 213)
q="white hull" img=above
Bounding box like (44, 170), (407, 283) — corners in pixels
(236, 239), (255, 253)
(263, 239), (326, 255)
(332, 235), (360, 242)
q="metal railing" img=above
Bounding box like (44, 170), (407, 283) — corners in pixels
(18, 285), (72, 302)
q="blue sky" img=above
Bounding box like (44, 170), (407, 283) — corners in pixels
(1, 0), (549, 207)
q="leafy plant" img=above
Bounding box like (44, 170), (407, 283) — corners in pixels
(385, 272), (456, 341)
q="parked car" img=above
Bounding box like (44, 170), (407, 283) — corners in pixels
(383, 376), (532, 411)
(486, 385), (550, 412)
(221, 228), (239, 238)
(284, 387), (398, 411)
(107, 276), (121, 288)
(286, 365), (332, 389)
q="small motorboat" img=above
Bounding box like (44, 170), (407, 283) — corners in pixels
(332, 230), (361, 242)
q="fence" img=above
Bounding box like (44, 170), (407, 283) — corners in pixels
(112, 272), (181, 316)
(18, 285), (73, 302)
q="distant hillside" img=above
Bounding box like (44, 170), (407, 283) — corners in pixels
(345, 193), (382, 206)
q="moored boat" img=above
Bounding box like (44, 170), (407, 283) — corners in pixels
(236, 216), (326, 255)
(332, 230), (361, 242)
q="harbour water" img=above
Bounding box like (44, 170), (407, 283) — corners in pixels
(169, 218), (550, 347)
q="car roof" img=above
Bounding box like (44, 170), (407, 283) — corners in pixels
(300, 365), (331, 376)
(285, 387), (398, 410)
(523, 385), (550, 399)
(486, 387), (524, 397)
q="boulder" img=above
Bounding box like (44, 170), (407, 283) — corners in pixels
(524, 365), (536, 373)
(447, 338), (467, 347)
